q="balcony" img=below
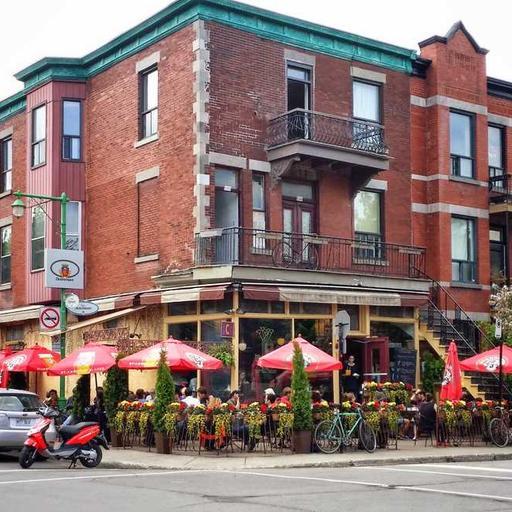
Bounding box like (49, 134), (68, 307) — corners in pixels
(489, 174), (512, 214)
(266, 109), (389, 184)
(195, 227), (425, 280)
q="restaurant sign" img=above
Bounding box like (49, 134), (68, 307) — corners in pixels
(45, 248), (84, 290)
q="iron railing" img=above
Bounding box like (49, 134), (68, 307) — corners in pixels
(195, 227), (425, 278)
(267, 109), (389, 156)
(489, 173), (511, 197)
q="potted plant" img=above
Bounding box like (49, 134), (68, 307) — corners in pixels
(152, 349), (175, 454)
(290, 341), (313, 453)
(104, 358), (128, 447)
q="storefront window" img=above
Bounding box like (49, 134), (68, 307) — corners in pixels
(168, 301), (197, 316)
(200, 294), (232, 314)
(168, 322), (197, 341)
(290, 302), (331, 314)
(370, 306), (414, 318)
(240, 299), (285, 314)
(370, 321), (414, 349)
(337, 305), (360, 331)
(239, 319), (292, 402)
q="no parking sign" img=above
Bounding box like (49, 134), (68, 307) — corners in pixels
(39, 307), (60, 331)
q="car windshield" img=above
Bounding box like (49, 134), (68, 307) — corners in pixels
(0, 394), (42, 412)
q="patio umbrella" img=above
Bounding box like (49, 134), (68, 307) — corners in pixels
(257, 336), (342, 372)
(1, 345), (60, 372)
(48, 343), (118, 376)
(0, 348), (13, 387)
(460, 345), (512, 374)
(440, 341), (462, 401)
(117, 336), (223, 371)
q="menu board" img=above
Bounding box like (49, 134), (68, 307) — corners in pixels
(393, 348), (417, 385)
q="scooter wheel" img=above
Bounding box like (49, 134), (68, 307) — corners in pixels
(19, 446), (36, 469)
(80, 442), (102, 468)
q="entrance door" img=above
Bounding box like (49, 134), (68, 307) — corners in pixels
(362, 337), (389, 383)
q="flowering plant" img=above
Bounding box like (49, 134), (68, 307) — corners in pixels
(188, 405), (207, 439)
(271, 402), (292, 413)
(244, 402), (266, 440)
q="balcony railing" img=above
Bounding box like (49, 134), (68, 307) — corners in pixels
(195, 227), (425, 279)
(489, 173), (510, 196)
(267, 109), (389, 156)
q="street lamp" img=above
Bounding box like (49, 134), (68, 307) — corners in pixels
(12, 190), (69, 408)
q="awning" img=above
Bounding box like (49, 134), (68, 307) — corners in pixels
(140, 285), (227, 304)
(278, 287), (401, 306)
(0, 305), (43, 324)
(41, 306), (145, 336)
(91, 293), (137, 312)
(400, 294), (429, 307)
(243, 285), (280, 301)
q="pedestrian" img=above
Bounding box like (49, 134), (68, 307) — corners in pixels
(342, 355), (361, 399)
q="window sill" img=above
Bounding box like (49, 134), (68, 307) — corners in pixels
(134, 254), (159, 264)
(134, 133), (159, 148)
(0, 283), (11, 291)
(450, 281), (482, 290)
(31, 163), (46, 170)
(0, 190), (12, 199)
(449, 176), (486, 187)
(30, 269), (44, 274)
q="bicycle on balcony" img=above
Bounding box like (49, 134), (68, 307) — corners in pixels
(271, 234), (320, 270)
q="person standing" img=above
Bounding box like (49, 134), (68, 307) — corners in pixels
(342, 355), (361, 400)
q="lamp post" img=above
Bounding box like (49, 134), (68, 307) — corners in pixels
(12, 190), (69, 407)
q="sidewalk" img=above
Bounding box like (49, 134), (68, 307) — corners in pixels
(102, 441), (512, 471)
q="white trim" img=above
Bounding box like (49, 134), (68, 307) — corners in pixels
(248, 159), (271, 173)
(196, 173), (210, 186)
(135, 51), (160, 73)
(0, 304), (42, 324)
(134, 254), (159, 264)
(488, 113), (512, 127)
(0, 283), (11, 291)
(135, 166), (160, 184)
(411, 202), (489, 218)
(411, 173), (448, 182)
(209, 151), (246, 168)
(351, 66), (386, 84)
(449, 176), (488, 187)
(0, 216), (12, 228)
(134, 133), (159, 148)
(284, 49), (315, 67)
(0, 127), (13, 140)
(410, 95), (487, 115)
(366, 179), (388, 191)
(411, 173), (487, 187)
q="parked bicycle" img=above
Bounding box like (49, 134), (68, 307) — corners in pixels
(313, 407), (376, 454)
(489, 407), (511, 448)
(272, 236), (319, 270)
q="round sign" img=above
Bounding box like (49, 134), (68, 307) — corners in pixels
(65, 293), (80, 309)
(40, 307), (60, 330)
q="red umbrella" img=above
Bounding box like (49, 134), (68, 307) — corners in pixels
(0, 348), (13, 387)
(460, 345), (512, 373)
(257, 336), (342, 372)
(118, 337), (223, 371)
(1, 345), (60, 372)
(440, 341), (462, 401)
(48, 343), (118, 376)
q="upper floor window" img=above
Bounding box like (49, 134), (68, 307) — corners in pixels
(65, 201), (81, 250)
(215, 169), (239, 229)
(62, 100), (81, 161)
(31, 105), (46, 167)
(353, 80), (381, 123)
(31, 207), (45, 271)
(252, 174), (266, 249)
(451, 216), (476, 283)
(488, 125), (504, 177)
(450, 111), (474, 178)
(0, 137), (12, 194)
(0, 225), (11, 285)
(140, 67), (158, 139)
(354, 189), (383, 259)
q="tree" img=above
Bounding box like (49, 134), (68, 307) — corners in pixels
(104, 357), (129, 427)
(291, 341), (313, 431)
(490, 285), (512, 339)
(153, 350), (175, 433)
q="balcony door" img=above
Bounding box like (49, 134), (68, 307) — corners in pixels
(215, 169), (239, 263)
(287, 64), (311, 140)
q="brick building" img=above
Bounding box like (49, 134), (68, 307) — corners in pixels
(0, 0), (510, 400)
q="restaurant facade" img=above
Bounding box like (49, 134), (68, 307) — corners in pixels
(0, 0), (511, 401)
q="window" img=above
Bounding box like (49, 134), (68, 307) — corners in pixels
(450, 111), (474, 178)
(451, 216), (476, 282)
(489, 125), (505, 189)
(0, 138), (12, 194)
(0, 225), (11, 284)
(140, 67), (158, 139)
(6, 326), (23, 342)
(354, 190), (383, 259)
(62, 100), (81, 160)
(252, 174), (266, 249)
(31, 105), (46, 167)
(353, 81), (381, 123)
(287, 64), (311, 140)
(31, 207), (45, 271)
(65, 201), (81, 250)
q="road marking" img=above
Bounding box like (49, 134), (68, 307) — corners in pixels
(232, 470), (512, 503)
(411, 464), (512, 474)
(368, 466), (512, 481)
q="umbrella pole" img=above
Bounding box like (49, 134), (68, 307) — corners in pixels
(94, 373), (98, 392)
(499, 338), (504, 407)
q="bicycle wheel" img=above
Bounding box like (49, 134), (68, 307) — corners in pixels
(358, 420), (377, 453)
(314, 420), (342, 454)
(272, 241), (294, 268)
(490, 417), (509, 448)
(303, 244), (319, 270)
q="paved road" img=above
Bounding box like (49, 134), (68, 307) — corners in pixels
(2, 453), (512, 511)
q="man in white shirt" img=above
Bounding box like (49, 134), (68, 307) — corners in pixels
(181, 388), (200, 407)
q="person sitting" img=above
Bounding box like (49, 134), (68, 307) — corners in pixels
(227, 390), (241, 409)
(135, 389), (146, 403)
(181, 387), (200, 408)
(279, 387), (292, 407)
(461, 387), (474, 402)
(197, 386), (209, 405)
(311, 390), (322, 405)
(417, 392), (437, 443)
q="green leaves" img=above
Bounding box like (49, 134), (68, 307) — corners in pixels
(152, 350), (175, 433)
(104, 357), (128, 428)
(291, 341), (313, 432)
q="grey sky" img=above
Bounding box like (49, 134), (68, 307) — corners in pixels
(1, 0), (510, 100)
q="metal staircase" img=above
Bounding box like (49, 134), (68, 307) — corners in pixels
(415, 270), (511, 400)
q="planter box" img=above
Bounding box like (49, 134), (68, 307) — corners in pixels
(110, 431), (123, 448)
(293, 430), (312, 453)
(155, 432), (170, 454)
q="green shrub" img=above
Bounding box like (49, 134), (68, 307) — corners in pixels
(104, 356), (128, 427)
(152, 350), (175, 433)
(291, 341), (313, 431)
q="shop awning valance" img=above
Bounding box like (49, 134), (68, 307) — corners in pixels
(0, 305), (43, 324)
(277, 287), (401, 306)
(140, 285), (228, 304)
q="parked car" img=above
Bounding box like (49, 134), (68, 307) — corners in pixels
(0, 388), (44, 452)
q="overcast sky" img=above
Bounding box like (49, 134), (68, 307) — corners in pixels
(1, 0), (511, 100)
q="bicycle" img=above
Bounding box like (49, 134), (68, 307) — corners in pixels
(313, 407), (377, 454)
(489, 407), (511, 448)
(272, 236), (319, 270)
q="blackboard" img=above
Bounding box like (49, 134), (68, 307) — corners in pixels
(393, 348), (416, 385)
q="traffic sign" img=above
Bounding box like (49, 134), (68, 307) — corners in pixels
(39, 307), (60, 331)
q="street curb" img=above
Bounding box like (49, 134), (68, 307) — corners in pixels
(101, 452), (512, 471)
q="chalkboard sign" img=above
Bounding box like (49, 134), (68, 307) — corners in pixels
(392, 348), (416, 385)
